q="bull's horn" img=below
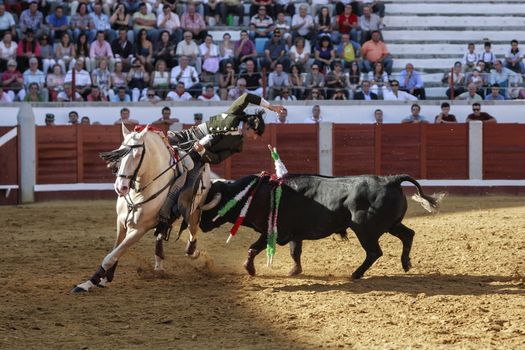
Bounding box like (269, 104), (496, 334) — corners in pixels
(200, 193), (222, 211)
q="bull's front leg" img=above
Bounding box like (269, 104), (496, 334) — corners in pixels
(244, 234), (267, 276)
(288, 240), (303, 276)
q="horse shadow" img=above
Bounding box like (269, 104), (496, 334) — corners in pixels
(270, 273), (525, 297)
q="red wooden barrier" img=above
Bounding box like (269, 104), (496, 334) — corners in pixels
(483, 124), (525, 179)
(426, 124), (468, 179)
(0, 126), (19, 204)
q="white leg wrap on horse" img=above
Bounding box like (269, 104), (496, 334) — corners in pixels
(76, 280), (94, 292)
(154, 255), (164, 271)
(99, 277), (109, 287)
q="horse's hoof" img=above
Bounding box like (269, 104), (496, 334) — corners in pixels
(185, 240), (197, 256)
(288, 265), (303, 277)
(71, 286), (87, 294)
(186, 250), (200, 259)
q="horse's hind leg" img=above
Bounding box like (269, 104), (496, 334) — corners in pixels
(388, 223), (415, 272)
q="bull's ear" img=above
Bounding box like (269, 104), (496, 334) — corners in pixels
(122, 122), (131, 137)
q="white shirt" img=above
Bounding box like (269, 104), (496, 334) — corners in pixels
(275, 95), (296, 101)
(291, 14), (314, 36)
(176, 40), (199, 57)
(0, 41), (17, 60)
(0, 91), (13, 103)
(170, 65), (199, 89)
(157, 11), (180, 32)
(303, 116), (323, 123)
(383, 89), (418, 101)
(199, 42), (219, 57)
(0, 11), (15, 31)
(198, 94), (221, 101)
(166, 91), (192, 101)
(65, 69), (92, 86)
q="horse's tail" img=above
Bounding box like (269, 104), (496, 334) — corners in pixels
(391, 175), (446, 213)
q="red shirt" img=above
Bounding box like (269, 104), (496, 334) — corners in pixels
(337, 13), (358, 34)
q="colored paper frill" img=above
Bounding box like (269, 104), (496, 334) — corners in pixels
(268, 145), (288, 178)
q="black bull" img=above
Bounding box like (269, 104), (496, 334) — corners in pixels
(199, 173), (443, 279)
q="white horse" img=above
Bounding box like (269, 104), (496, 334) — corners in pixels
(73, 124), (218, 293)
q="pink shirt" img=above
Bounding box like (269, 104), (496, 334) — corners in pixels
(181, 12), (205, 32)
(89, 40), (113, 58)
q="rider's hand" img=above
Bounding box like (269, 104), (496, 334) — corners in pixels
(271, 104), (286, 116)
(193, 143), (204, 153)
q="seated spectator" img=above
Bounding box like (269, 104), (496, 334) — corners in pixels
(249, 6), (274, 41)
(166, 82), (193, 101)
(240, 59), (263, 96)
(274, 87), (296, 101)
(354, 80), (378, 100)
(135, 28), (154, 72)
(490, 60), (518, 97)
(200, 34), (220, 78)
(304, 105), (323, 123)
(445, 61), (466, 99)
(22, 57), (47, 101)
(250, 0), (274, 18)
(289, 36), (310, 73)
(336, 4), (359, 44)
(81, 116), (91, 125)
(46, 6), (70, 42)
(383, 79), (417, 101)
(140, 88), (162, 103)
(218, 62), (236, 100)
(359, 1), (386, 27)
(203, 0), (220, 25)
(19, 1), (44, 37)
(288, 64), (305, 100)
(307, 87), (324, 100)
(90, 2), (114, 43)
(326, 61), (349, 98)
(220, 0), (244, 26)
(0, 4), (16, 41)
(157, 5), (182, 43)
(401, 103), (429, 124)
(228, 77), (247, 100)
(74, 33), (93, 72)
(44, 113), (55, 126)
(91, 58), (112, 99)
(90, 31), (115, 72)
(337, 33), (359, 70)
(114, 107), (139, 126)
(219, 33), (235, 72)
(57, 83), (82, 102)
(46, 64), (65, 101)
(111, 86), (131, 102)
(274, 12), (292, 47)
(180, 3), (206, 43)
(316, 6), (335, 39)
(456, 83), (483, 103)
(39, 34), (55, 73)
(374, 109), (383, 124)
(154, 31), (176, 69)
(399, 63), (426, 100)
(110, 61), (128, 97)
(111, 29), (134, 67)
(466, 64), (489, 97)
(478, 41), (497, 72)
(462, 43), (477, 72)
(234, 30), (257, 68)
(2, 59), (24, 101)
(65, 57), (91, 100)
(348, 61), (362, 99)
(268, 62), (289, 99)
(86, 85), (107, 102)
(434, 102), (457, 124)
(109, 4), (133, 45)
(170, 55), (201, 97)
(332, 88), (347, 100)
(485, 84), (505, 101)
(127, 59), (150, 101)
(198, 85), (221, 101)
(68, 110), (79, 124)
(70, 3), (95, 43)
(176, 31), (201, 73)
(55, 32), (75, 73)
(359, 5), (382, 44)
(366, 61), (389, 98)
(466, 103), (497, 123)
(291, 4), (314, 42)
(305, 64), (325, 97)
(23, 81), (42, 101)
(271, 107), (289, 123)
(0, 86), (12, 102)
(504, 40), (525, 75)
(132, 2), (159, 43)
(360, 30), (393, 75)
(153, 106), (179, 125)
(0, 32), (17, 71)
(313, 35), (336, 71)
(151, 59), (170, 99)
(16, 29), (41, 72)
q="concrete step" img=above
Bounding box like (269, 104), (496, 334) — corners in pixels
(384, 16), (525, 28)
(386, 3), (525, 15)
(382, 30), (525, 42)
(388, 44), (509, 56)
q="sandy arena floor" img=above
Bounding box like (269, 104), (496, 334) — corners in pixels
(0, 196), (524, 349)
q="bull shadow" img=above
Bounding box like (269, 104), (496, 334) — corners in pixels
(273, 273), (525, 297)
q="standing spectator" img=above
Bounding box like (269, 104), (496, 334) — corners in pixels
(111, 86), (131, 102)
(19, 0), (44, 37)
(359, 5), (382, 44)
(462, 43), (477, 72)
(262, 29), (290, 72)
(304, 105), (323, 123)
(127, 59), (150, 101)
(176, 31), (201, 73)
(153, 106), (179, 125)
(91, 58), (112, 99)
(16, 29), (41, 72)
(0, 4), (16, 40)
(274, 87), (296, 102)
(39, 33), (55, 73)
(70, 3), (95, 43)
(326, 61), (349, 98)
(46, 5), (70, 42)
(199, 34), (220, 78)
(193, 113), (203, 125)
(466, 103), (497, 123)
(81, 116), (91, 125)
(157, 5), (181, 43)
(218, 62), (236, 100)
(268, 62), (289, 99)
(90, 31), (114, 72)
(228, 78), (247, 100)
(55, 32), (75, 73)
(291, 4), (314, 42)
(271, 107), (289, 123)
(336, 4), (359, 44)
(68, 110), (79, 124)
(485, 84), (505, 101)
(399, 63), (426, 100)
(374, 109), (383, 124)
(111, 29), (133, 70)
(313, 35), (336, 72)
(150, 59), (170, 99)
(434, 102), (457, 124)
(504, 39), (525, 75)
(166, 82), (193, 101)
(132, 2), (159, 43)
(289, 36), (310, 72)
(180, 3), (206, 43)
(198, 85), (221, 101)
(46, 64), (64, 101)
(354, 80), (378, 100)
(361, 30), (393, 75)
(337, 33), (358, 70)
(456, 83), (483, 103)
(135, 28), (154, 72)
(288, 64), (305, 100)
(44, 113), (55, 126)
(0, 32), (17, 71)
(249, 5), (273, 41)
(22, 56), (47, 101)
(478, 41), (496, 72)
(220, 0), (244, 26)
(170, 55), (201, 97)
(114, 107), (139, 126)
(383, 79), (417, 101)
(401, 104), (429, 124)
(109, 4), (133, 44)
(305, 63), (325, 97)
(445, 61), (466, 99)
(234, 30), (257, 68)
(86, 85), (107, 102)
(90, 2), (114, 43)
(64, 57), (92, 100)
(2, 59), (24, 101)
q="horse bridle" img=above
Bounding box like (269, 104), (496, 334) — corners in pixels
(118, 143), (146, 191)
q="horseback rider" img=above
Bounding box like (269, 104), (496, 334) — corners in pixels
(155, 92), (286, 237)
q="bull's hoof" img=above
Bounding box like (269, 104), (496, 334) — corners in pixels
(350, 272), (363, 280)
(288, 265), (303, 277)
(185, 240), (197, 256)
(71, 286), (88, 294)
(402, 258), (412, 272)
(244, 261), (256, 276)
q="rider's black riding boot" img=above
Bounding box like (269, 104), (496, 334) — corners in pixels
(154, 217), (172, 238)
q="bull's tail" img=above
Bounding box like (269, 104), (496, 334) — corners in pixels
(391, 175), (446, 213)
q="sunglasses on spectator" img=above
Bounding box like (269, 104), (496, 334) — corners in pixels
(148, 94), (155, 97)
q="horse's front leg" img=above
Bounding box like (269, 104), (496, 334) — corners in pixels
(155, 235), (165, 271)
(72, 226), (147, 293)
(185, 209), (201, 258)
